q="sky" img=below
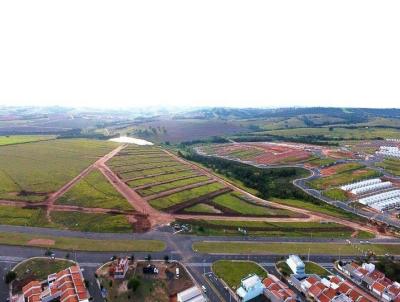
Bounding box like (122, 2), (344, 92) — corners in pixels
(1, 0), (400, 109)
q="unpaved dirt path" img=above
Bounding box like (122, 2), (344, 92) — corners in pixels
(163, 149), (390, 237)
(45, 145), (126, 221)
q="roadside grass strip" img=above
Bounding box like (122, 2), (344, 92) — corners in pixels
(212, 260), (268, 290)
(185, 219), (357, 238)
(50, 211), (133, 233)
(56, 169), (132, 210)
(0, 232), (165, 252)
(138, 176), (210, 196)
(149, 182), (225, 209)
(193, 242), (400, 255)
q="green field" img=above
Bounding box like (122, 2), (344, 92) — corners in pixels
(56, 169), (132, 210)
(0, 139), (118, 201)
(194, 242), (400, 255)
(323, 188), (349, 201)
(13, 258), (75, 282)
(137, 175), (210, 196)
(257, 127), (400, 140)
(308, 168), (380, 190)
(212, 260), (268, 290)
(50, 211), (133, 233)
(118, 164), (189, 180)
(0, 205), (51, 227)
(183, 219), (361, 238)
(376, 158), (400, 176)
(212, 192), (291, 216)
(0, 135), (55, 146)
(306, 157), (337, 167)
(276, 261), (330, 277)
(183, 203), (221, 213)
(127, 170), (199, 187)
(149, 182), (225, 209)
(0, 231), (165, 252)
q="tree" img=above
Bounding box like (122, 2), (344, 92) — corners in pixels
(164, 255), (170, 263)
(127, 277), (141, 292)
(5, 271), (17, 284)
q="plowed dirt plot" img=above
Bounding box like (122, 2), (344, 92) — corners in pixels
(0, 139), (118, 202)
(203, 142), (312, 165)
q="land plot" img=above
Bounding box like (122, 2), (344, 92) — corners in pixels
(137, 175), (210, 196)
(55, 169), (132, 210)
(0, 205), (52, 227)
(376, 158), (400, 176)
(127, 170), (199, 187)
(183, 203), (222, 214)
(149, 182), (225, 209)
(211, 192), (295, 217)
(113, 161), (183, 174)
(119, 164), (190, 180)
(0, 139), (118, 201)
(212, 260), (267, 290)
(320, 162), (363, 177)
(50, 211), (133, 233)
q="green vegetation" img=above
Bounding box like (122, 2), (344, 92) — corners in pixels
(56, 169), (132, 210)
(127, 170), (198, 187)
(0, 231), (165, 251)
(0, 139), (118, 201)
(50, 211), (133, 233)
(183, 203), (221, 213)
(375, 257), (400, 282)
(212, 192), (289, 216)
(309, 168), (380, 190)
(119, 164), (188, 180)
(323, 188), (348, 201)
(212, 260), (267, 289)
(149, 182), (225, 209)
(276, 261), (329, 277)
(306, 157), (336, 167)
(13, 258), (75, 281)
(0, 135), (55, 146)
(376, 158), (400, 176)
(0, 205), (52, 227)
(138, 175), (210, 196)
(184, 219), (360, 238)
(194, 242), (400, 255)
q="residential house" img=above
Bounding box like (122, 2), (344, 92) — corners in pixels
(236, 274), (266, 302)
(263, 274), (296, 302)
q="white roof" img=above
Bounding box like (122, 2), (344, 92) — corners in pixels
(236, 287), (247, 298)
(177, 286), (202, 302)
(242, 274), (261, 289)
(288, 255), (304, 266)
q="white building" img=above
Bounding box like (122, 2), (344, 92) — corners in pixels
(177, 286), (206, 302)
(286, 255), (305, 277)
(236, 274), (266, 302)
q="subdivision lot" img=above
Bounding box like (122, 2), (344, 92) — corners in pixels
(212, 260), (268, 290)
(376, 158), (400, 176)
(0, 139), (118, 201)
(194, 242), (400, 255)
(127, 170), (199, 187)
(55, 169), (133, 210)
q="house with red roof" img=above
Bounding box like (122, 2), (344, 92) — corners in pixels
(263, 274), (296, 302)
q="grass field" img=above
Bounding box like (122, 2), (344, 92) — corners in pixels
(308, 168), (380, 190)
(0, 205), (51, 227)
(149, 182), (225, 209)
(183, 203), (221, 213)
(306, 157), (337, 167)
(211, 192), (291, 216)
(137, 175), (210, 196)
(184, 219), (360, 238)
(276, 261), (330, 277)
(56, 169), (132, 210)
(212, 260), (268, 290)
(323, 188), (349, 201)
(0, 139), (118, 201)
(127, 170), (198, 187)
(50, 211), (133, 233)
(257, 127), (400, 140)
(193, 242), (400, 255)
(0, 135), (55, 146)
(13, 258), (75, 282)
(0, 231), (165, 251)
(376, 158), (400, 176)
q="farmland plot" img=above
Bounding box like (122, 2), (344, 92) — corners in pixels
(0, 139), (118, 201)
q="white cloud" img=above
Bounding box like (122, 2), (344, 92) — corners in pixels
(0, 0), (399, 108)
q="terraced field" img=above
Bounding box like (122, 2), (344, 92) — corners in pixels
(0, 139), (118, 201)
(108, 145), (294, 217)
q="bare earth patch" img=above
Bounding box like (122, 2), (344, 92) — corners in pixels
(27, 238), (55, 246)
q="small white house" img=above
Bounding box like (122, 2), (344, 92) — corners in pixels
(286, 255), (305, 277)
(236, 274), (266, 302)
